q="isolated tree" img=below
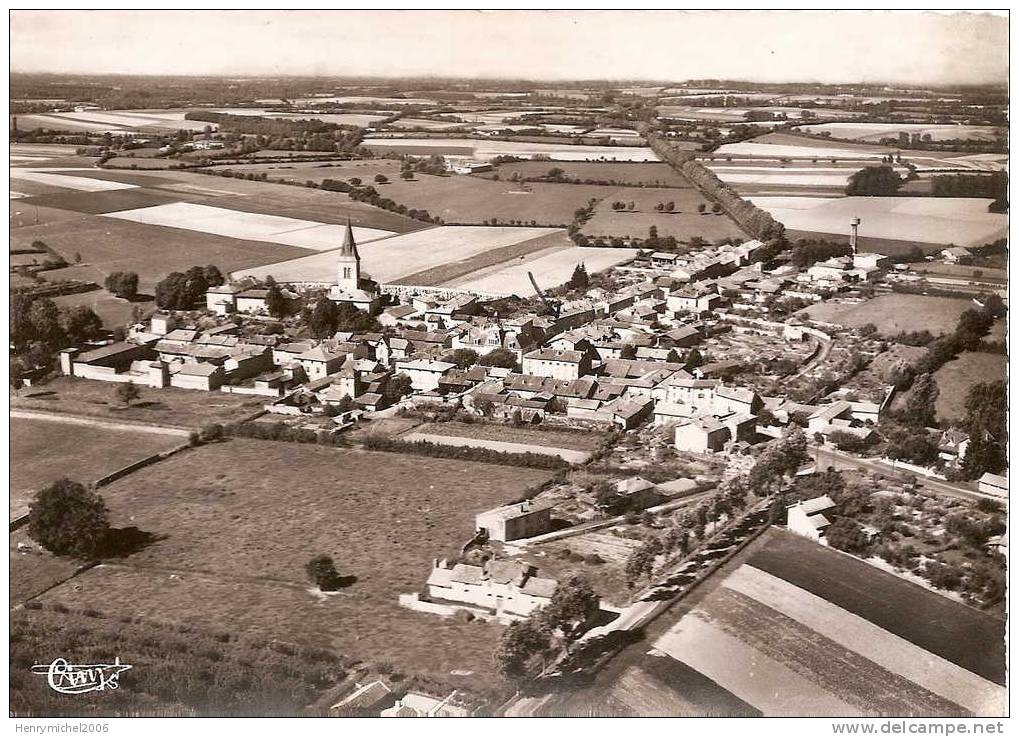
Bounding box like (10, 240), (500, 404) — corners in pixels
(400, 170), (414, 180)
(495, 619), (551, 682)
(116, 382), (141, 407)
(105, 271), (139, 300)
(73, 252), (82, 264)
(61, 305), (103, 344)
(711, 203), (722, 214)
(305, 554), (344, 591)
(478, 348), (519, 371)
(685, 348), (704, 368)
(202, 264), (225, 287)
(348, 177), (362, 187)
(27, 298), (65, 349)
(619, 343), (637, 359)
(825, 517), (869, 554)
(373, 174), (388, 184)
(665, 348), (682, 363)
(28, 479), (110, 559)
(665, 201), (675, 213)
(568, 262), (589, 290)
(904, 373), (939, 428)
(541, 574), (599, 639)
(697, 203), (706, 214)
(382, 372), (413, 405)
(308, 296), (339, 338)
(265, 284), (288, 319)
(443, 348), (480, 369)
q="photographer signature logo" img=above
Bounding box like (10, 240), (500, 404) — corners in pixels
(31, 657), (132, 694)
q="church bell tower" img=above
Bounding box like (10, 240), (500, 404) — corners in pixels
(337, 219), (361, 292)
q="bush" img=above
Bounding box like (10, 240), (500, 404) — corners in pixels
(304, 554), (343, 591)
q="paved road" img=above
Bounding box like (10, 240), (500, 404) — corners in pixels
(11, 409), (190, 437)
(810, 446), (1004, 505)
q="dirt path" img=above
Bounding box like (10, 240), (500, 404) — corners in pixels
(11, 409), (190, 437)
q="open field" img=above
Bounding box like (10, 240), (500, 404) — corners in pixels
(234, 225), (565, 286)
(380, 174), (615, 225)
(28, 440), (552, 697)
(481, 161), (693, 187)
(583, 187), (746, 242)
(931, 351), (1007, 423)
(103, 202), (396, 251)
(750, 196), (1006, 247)
(11, 377), (262, 429)
(10, 415), (184, 521)
(450, 245), (637, 296)
(794, 123), (1005, 143)
(799, 294), (973, 336)
(209, 159), (406, 186)
(362, 137), (661, 162)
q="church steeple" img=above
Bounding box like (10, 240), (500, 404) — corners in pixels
(337, 218), (361, 292)
(340, 218), (359, 259)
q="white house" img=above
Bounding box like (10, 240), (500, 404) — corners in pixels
(521, 349), (592, 381)
(786, 495), (836, 543)
(395, 358), (455, 392)
(978, 473), (1008, 499)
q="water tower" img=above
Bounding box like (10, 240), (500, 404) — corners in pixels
(850, 217), (861, 255)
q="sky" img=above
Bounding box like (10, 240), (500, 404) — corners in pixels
(9, 10), (1009, 86)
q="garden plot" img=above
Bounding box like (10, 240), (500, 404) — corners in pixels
(749, 196), (1007, 247)
(10, 167), (139, 192)
(450, 245), (637, 296)
(102, 202), (396, 251)
(233, 226), (564, 285)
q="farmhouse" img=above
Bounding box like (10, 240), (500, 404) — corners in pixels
(941, 246), (973, 264)
(475, 499), (555, 542)
(298, 345), (349, 381)
(380, 691), (471, 718)
(786, 495), (837, 543)
(675, 415), (730, 453)
(424, 559), (559, 620)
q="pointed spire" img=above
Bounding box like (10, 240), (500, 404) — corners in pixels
(340, 218), (359, 259)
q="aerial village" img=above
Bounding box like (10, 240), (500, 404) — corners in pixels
(10, 67), (1007, 718)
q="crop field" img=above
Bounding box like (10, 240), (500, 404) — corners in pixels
(9, 415), (185, 522)
(10, 168), (139, 192)
(233, 225), (565, 285)
(799, 294), (973, 336)
(362, 137), (661, 162)
(13, 109), (212, 133)
(644, 530), (1005, 717)
(583, 187), (746, 242)
(482, 160), (693, 187)
(28, 439), (552, 696)
(376, 174), (614, 225)
(450, 245), (638, 296)
(103, 202), (396, 251)
(749, 196), (1007, 247)
(794, 123), (1005, 143)
(931, 351), (1006, 422)
(10, 168), (426, 289)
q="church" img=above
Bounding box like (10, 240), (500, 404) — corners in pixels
(328, 220), (381, 312)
